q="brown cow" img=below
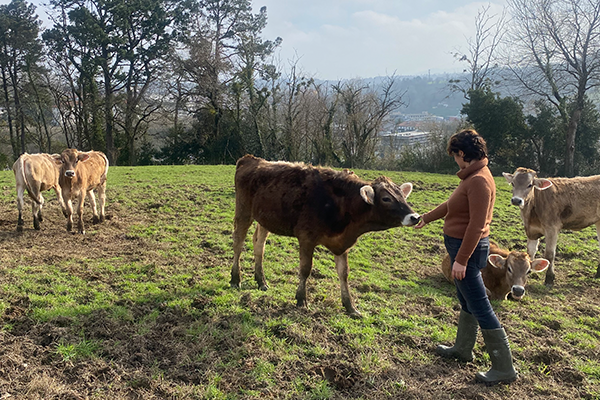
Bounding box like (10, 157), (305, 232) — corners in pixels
(441, 241), (549, 300)
(231, 154), (420, 318)
(503, 167), (600, 286)
(12, 153), (67, 231)
(53, 149), (109, 234)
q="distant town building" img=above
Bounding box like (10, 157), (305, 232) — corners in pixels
(379, 130), (431, 147)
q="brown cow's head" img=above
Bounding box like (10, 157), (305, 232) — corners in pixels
(53, 149), (90, 179)
(359, 176), (420, 227)
(503, 168), (553, 208)
(488, 251), (550, 300)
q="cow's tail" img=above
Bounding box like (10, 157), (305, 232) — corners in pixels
(100, 152), (109, 183)
(16, 155), (42, 205)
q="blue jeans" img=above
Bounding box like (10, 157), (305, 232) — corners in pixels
(444, 235), (501, 330)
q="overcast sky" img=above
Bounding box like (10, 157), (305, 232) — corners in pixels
(1, 0), (507, 80)
(256, 0), (507, 80)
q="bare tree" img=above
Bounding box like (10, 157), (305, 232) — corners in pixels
(450, 4), (507, 98)
(333, 76), (405, 168)
(506, 0), (600, 176)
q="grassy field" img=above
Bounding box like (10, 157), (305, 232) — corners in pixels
(0, 164), (598, 399)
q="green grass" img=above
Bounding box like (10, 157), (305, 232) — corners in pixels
(0, 164), (598, 399)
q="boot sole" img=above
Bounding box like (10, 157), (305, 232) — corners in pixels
(476, 374), (518, 386)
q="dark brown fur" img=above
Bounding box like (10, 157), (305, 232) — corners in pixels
(230, 154), (420, 318)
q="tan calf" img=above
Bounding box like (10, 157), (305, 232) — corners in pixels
(503, 167), (600, 286)
(12, 153), (66, 231)
(442, 241), (549, 300)
(53, 149), (109, 234)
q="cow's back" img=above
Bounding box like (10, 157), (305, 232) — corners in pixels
(235, 155), (364, 238)
(14, 153), (60, 191)
(535, 175), (600, 229)
(79, 151), (109, 190)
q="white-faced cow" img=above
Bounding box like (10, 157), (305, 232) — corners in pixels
(231, 154), (421, 318)
(53, 149), (109, 234)
(503, 167), (600, 286)
(12, 153), (67, 232)
(442, 241), (549, 300)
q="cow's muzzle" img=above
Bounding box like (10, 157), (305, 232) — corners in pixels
(403, 213), (421, 226)
(510, 197), (524, 208)
(511, 285), (525, 300)
(65, 170), (75, 178)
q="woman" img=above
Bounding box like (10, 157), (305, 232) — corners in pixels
(414, 129), (517, 385)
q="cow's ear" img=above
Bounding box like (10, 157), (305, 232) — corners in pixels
(399, 182), (413, 199)
(531, 258), (550, 272)
(534, 178), (553, 190)
(502, 172), (514, 184)
(52, 154), (62, 165)
(360, 185), (375, 205)
(78, 153), (90, 162)
(488, 254), (506, 269)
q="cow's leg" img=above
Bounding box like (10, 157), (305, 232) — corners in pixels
(16, 184), (25, 232)
(37, 193), (45, 223)
(543, 230), (559, 286)
(526, 238), (539, 259)
(335, 251), (361, 318)
(295, 243), (315, 308)
(76, 194), (86, 234)
(88, 190), (100, 224)
(252, 223), (270, 291)
(595, 222), (600, 278)
(64, 190), (74, 232)
(29, 183), (43, 230)
(97, 183), (106, 222)
(231, 210), (253, 289)
(55, 186), (67, 217)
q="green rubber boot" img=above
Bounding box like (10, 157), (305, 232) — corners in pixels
(476, 328), (518, 385)
(436, 310), (478, 362)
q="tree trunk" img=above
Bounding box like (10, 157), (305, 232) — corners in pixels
(565, 107), (581, 177)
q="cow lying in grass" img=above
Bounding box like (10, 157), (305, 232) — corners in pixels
(442, 241), (549, 300)
(231, 154), (420, 318)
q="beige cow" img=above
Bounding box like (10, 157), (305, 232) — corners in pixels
(503, 167), (600, 286)
(12, 153), (67, 231)
(53, 149), (109, 234)
(442, 241), (549, 300)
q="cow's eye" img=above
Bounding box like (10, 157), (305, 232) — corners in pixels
(507, 267), (513, 274)
(382, 197), (392, 203)
(527, 269), (532, 275)
(527, 184), (533, 188)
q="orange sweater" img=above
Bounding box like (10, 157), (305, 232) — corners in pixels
(422, 158), (496, 265)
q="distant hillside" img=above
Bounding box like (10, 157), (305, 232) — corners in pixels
(321, 74), (467, 118)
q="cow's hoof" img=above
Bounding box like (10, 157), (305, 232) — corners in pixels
(92, 216), (100, 224)
(16, 225), (23, 232)
(348, 310), (363, 319)
(230, 282), (241, 290)
(38, 214), (43, 222)
(296, 299), (308, 308)
(258, 284), (269, 291)
(33, 222), (40, 230)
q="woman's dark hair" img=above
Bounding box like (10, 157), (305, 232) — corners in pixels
(447, 129), (488, 162)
